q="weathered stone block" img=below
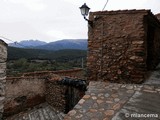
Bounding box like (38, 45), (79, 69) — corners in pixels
(0, 41), (7, 63)
(0, 63), (6, 74)
(0, 40), (7, 120)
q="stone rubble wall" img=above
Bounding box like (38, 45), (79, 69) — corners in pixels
(22, 68), (84, 79)
(45, 76), (86, 114)
(4, 77), (46, 117)
(0, 40), (7, 119)
(4, 68), (85, 117)
(87, 10), (160, 83)
(45, 77), (67, 113)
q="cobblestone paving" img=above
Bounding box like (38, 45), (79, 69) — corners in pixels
(64, 64), (160, 120)
(6, 103), (65, 120)
(64, 81), (160, 120)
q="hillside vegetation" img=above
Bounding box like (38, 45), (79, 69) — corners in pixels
(8, 46), (87, 60)
(7, 47), (87, 77)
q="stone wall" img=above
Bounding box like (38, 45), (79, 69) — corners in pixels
(0, 40), (7, 119)
(45, 76), (86, 114)
(45, 76), (67, 113)
(87, 10), (160, 83)
(23, 68), (84, 79)
(4, 68), (85, 117)
(4, 76), (46, 117)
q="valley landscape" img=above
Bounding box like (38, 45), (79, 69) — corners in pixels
(7, 39), (87, 77)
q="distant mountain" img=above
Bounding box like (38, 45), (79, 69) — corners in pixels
(8, 39), (87, 50)
(36, 39), (87, 50)
(8, 40), (47, 48)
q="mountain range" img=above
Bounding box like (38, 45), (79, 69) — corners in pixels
(8, 39), (87, 51)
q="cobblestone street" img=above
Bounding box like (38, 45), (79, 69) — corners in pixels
(65, 65), (160, 120)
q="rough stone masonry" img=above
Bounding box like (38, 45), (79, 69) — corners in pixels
(87, 10), (160, 83)
(0, 40), (7, 119)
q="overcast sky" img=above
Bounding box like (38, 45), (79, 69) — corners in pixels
(0, 0), (160, 43)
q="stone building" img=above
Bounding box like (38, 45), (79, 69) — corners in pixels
(0, 40), (7, 119)
(87, 10), (160, 83)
